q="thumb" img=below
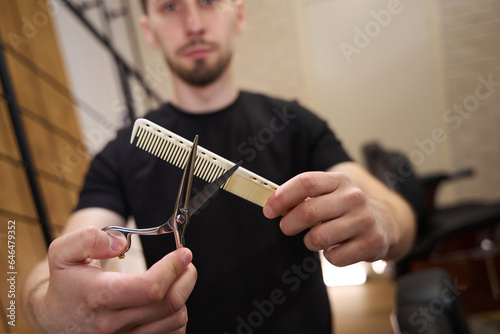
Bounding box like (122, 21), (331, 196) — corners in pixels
(48, 226), (127, 269)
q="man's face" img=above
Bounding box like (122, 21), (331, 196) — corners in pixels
(141, 0), (245, 87)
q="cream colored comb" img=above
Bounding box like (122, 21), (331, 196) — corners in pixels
(131, 118), (279, 207)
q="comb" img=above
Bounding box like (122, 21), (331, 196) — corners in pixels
(131, 118), (279, 207)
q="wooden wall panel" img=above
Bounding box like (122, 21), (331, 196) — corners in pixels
(0, 160), (38, 219)
(37, 78), (82, 140)
(51, 134), (89, 188)
(3, 53), (46, 118)
(0, 102), (21, 160)
(38, 177), (75, 228)
(0, 0), (89, 332)
(21, 115), (61, 175)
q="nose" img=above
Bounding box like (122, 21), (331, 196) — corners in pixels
(185, 3), (204, 36)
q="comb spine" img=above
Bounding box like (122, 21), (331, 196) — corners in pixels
(131, 118), (280, 207)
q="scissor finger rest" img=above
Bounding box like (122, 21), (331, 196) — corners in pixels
(102, 225), (172, 258)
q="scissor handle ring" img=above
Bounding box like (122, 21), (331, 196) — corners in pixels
(102, 225), (162, 258)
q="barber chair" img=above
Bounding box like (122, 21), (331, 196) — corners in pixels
(362, 142), (500, 314)
(394, 268), (471, 334)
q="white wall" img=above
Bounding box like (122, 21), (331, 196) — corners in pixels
(299, 0), (450, 174)
(50, 0), (140, 155)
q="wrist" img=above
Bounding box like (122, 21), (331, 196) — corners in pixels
(370, 196), (401, 257)
(25, 278), (50, 332)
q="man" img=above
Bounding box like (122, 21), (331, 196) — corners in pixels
(23, 0), (416, 333)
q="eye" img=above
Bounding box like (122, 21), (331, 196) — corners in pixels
(200, 0), (217, 6)
(160, 1), (178, 12)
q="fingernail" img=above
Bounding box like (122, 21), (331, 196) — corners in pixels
(263, 205), (275, 219)
(108, 234), (124, 252)
(182, 249), (192, 265)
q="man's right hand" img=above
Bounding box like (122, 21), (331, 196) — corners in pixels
(29, 226), (197, 333)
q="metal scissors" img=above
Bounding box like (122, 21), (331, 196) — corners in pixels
(103, 135), (242, 258)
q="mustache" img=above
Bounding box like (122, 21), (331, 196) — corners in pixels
(176, 38), (219, 55)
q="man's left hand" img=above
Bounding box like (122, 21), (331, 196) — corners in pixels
(263, 171), (399, 267)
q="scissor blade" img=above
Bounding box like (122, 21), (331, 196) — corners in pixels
(188, 160), (243, 215)
(175, 136), (198, 212)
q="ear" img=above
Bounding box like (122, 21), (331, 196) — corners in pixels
(139, 15), (158, 48)
(235, 0), (246, 35)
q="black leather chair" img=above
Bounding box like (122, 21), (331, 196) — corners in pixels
(362, 142), (500, 274)
(395, 268), (471, 334)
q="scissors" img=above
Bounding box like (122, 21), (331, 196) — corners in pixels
(103, 135), (242, 258)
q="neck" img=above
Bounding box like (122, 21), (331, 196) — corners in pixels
(170, 65), (238, 114)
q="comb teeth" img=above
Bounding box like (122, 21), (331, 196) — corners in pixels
(131, 118), (279, 207)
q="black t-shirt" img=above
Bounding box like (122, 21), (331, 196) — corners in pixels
(77, 91), (352, 333)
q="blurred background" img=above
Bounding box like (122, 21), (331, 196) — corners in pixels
(0, 0), (499, 333)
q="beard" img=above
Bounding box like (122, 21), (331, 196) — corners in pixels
(165, 39), (233, 87)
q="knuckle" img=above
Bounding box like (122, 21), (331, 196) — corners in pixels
(272, 187), (286, 206)
(369, 232), (387, 253)
(306, 230), (327, 250)
(298, 202), (318, 222)
(94, 320), (116, 334)
(323, 250), (349, 267)
(145, 282), (165, 302)
(47, 240), (61, 265)
(358, 210), (377, 229)
(330, 171), (349, 184)
(347, 188), (367, 205)
(298, 173), (318, 190)
(173, 306), (189, 329)
(86, 289), (113, 311)
(359, 233), (387, 262)
(80, 226), (101, 254)
(162, 304), (188, 331)
(166, 289), (187, 313)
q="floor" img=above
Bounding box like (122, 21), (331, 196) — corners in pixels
(328, 276), (395, 334)
(328, 275), (500, 334)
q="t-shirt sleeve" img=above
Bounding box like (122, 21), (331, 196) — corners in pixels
(293, 101), (352, 171)
(75, 136), (130, 219)
(310, 121), (352, 171)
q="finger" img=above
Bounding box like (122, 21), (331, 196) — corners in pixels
(263, 172), (346, 219)
(280, 185), (369, 236)
(302, 216), (361, 251)
(112, 263), (197, 325)
(129, 307), (188, 334)
(163, 263), (197, 315)
(322, 229), (388, 267)
(103, 248), (194, 309)
(279, 195), (341, 236)
(323, 240), (376, 267)
(49, 226), (127, 268)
